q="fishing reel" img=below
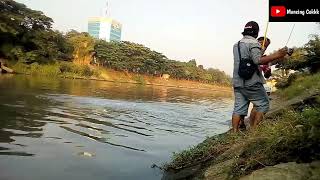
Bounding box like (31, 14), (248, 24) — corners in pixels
(287, 48), (294, 56)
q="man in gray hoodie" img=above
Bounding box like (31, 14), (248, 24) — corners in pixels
(232, 21), (288, 132)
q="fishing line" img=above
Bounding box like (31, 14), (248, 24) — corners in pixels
(285, 24), (296, 46)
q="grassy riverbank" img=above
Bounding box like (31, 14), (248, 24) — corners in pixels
(9, 61), (231, 91)
(164, 73), (320, 180)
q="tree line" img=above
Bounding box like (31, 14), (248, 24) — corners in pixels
(0, 0), (231, 85)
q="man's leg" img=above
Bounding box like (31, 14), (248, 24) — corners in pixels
(251, 111), (264, 129)
(232, 115), (245, 132)
(239, 116), (246, 131)
(232, 114), (241, 133)
(232, 88), (249, 133)
(243, 83), (270, 130)
(249, 106), (257, 127)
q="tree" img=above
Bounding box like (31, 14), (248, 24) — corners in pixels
(304, 35), (320, 73)
(66, 30), (95, 65)
(0, 0), (72, 63)
(0, 0), (53, 34)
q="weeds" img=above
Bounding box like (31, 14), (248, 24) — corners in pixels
(12, 61), (99, 78)
(278, 73), (320, 99)
(166, 107), (320, 179)
(134, 74), (146, 85)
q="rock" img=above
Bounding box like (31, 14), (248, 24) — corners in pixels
(1, 65), (14, 73)
(266, 92), (319, 119)
(162, 164), (201, 180)
(240, 161), (320, 180)
(77, 151), (96, 157)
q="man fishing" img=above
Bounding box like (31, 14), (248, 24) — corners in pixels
(232, 21), (288, 133)
(238, 36), (272, 130)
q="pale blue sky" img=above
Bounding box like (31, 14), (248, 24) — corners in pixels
(16, 0), (319, 74)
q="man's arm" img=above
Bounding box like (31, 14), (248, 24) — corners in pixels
(251, 45), (288, 65)
(259, 47), (288, 65)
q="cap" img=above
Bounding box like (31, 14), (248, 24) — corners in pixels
(242, 21), (259, 36)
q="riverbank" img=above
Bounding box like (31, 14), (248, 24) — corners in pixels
(163, 73), (320, 180)
(8, 62), (231, 91)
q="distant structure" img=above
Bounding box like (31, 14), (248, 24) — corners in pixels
(88, 1), (122, 42)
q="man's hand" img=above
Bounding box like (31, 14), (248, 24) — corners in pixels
(259, 47), (288, 65)
(277, 47), (288, 58)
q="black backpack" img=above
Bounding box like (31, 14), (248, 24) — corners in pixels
(237, 41), (258, 80)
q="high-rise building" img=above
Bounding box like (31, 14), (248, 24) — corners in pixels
(88, 1), (122, 42)
(88, 17), (122, 42)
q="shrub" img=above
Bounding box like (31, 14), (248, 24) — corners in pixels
(58, 62), (94, 77)
(134, 75), (146, 85)
(12, 62), (30, 74)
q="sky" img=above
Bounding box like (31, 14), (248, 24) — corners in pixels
(16, 0), (319, 75)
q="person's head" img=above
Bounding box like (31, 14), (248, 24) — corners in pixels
(242, 21), (259, 38)
(257, 37), (271, 49)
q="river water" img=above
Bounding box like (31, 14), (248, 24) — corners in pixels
(0, 75), (233, 180)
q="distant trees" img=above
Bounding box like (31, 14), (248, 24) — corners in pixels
(304, 35), (320, 73)
(66, 31), (94, 65)
(0, 0), (231, 85)
(0, 0), (72, 63)
(94, 41), (231, 85)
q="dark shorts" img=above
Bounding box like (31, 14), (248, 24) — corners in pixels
(233, 83), (270, 116)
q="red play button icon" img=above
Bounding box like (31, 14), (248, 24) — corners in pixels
(271, 6), (286, 17)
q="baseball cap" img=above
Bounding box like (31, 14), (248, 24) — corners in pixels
(242, 21), (260, 36)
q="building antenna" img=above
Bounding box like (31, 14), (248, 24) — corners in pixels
(103, 1), (109, 17)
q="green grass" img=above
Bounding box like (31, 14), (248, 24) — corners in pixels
(133, 74), (146, 85)
(12, 61), (101, 78)
(165, 107), (320, 179)
(278, 73), (320, 99)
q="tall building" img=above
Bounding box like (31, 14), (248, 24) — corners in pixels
(88, 2), (122, 42)
(88, 17), (122, 42)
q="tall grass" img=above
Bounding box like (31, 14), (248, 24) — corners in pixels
(133, 74), (146, 85)
(12, 61), (100, 78)
(278, 73), (320, 99)
(165, 107), (320, 179)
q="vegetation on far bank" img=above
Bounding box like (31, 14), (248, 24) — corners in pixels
(0, 0), (231, 86)
(11, 61), (100, 79)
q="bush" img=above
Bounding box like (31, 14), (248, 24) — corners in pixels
(78, 65), (94, 77)
(40, 64), (61, 77)
(59, 62), (73, 73)
(275, 73), (299, 89)
(278, 72), (320, 99)
(134, 75), (146, 85)
(59, 62), (94, 77)
(29, 63), (61, 77)
(12, 62), (30, 74)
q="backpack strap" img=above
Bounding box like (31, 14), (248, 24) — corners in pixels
(237, 41), (245, 86)
(237, 41), (242, 62)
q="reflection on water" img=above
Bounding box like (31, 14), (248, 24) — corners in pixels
(0, 75), (233, 180)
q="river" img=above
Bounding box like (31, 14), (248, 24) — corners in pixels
(0, 75), (233, 180)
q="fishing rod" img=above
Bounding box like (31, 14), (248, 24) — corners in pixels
(262, 22), (270, 49)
